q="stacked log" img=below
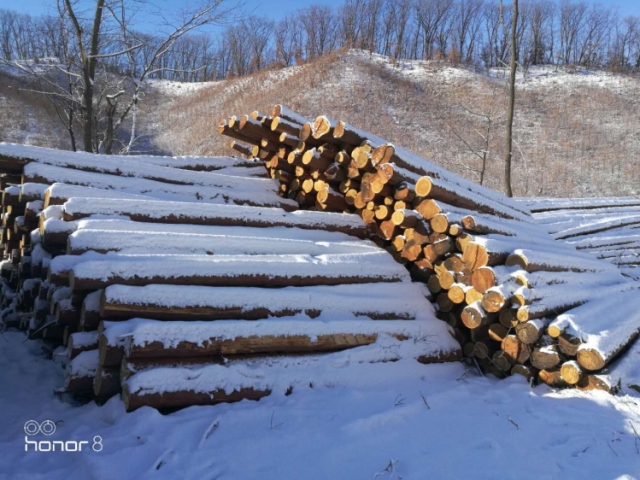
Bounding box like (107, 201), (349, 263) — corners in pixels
(217, 106), (640, 389)
(1, 114), (638, 411)
(517, 196), (640, 280)
(0, 141), (461, 410)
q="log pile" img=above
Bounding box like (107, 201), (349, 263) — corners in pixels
(0, 142), (461, 411)
(1, 108), (639, 411)
(516, 197), (640, 280)
(217, 106), (640, 392)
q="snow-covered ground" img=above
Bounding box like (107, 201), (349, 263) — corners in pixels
(1, 330), (639, 480)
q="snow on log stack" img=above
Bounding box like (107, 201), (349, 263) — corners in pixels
(516, 197), (640, 280)
(218, 105), (640, 394)
(1, 104), (639, 412)
(0, 142), (460, 411)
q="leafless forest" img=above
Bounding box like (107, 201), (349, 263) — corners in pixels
(2, 0), (640, 81)
(0, 0), (638, 197)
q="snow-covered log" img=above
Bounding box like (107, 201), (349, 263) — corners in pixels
(122, 318), (460, 360)
(69, 252), (408, 291)
(100, 283), (437, 321)
(62, 198), (369, 237)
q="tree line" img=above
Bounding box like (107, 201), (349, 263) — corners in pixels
(0, 0), (637, 157)
(1, 0), (639, 84)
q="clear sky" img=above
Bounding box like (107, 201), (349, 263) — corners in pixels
(5, 0), (640, 22)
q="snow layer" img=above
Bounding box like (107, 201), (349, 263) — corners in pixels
(47, 183), (154, 203)
(68, 229), (378, 256)
(125, 336), (452, 398)
(26, 163), (294, 209)
(3, 143), (269, 189)
(0, 142), (260, 171)
(124, 317), (452, 351)
(104, 283), (435, 320)
(63, 198), (366, 233)
(72, 252), (409, 284)
(516, 196), (640, 212)
(605, 338), (640, 394)
(549, 288), (640, 366)
(69, 331), (99, 348)
(65, 349), (98, 378)
(20, 182), (49, 199)
(50, 217), (365, 244)
(511, 248), (621, 274)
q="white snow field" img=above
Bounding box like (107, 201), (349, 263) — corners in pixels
(0, 330), (639, 480)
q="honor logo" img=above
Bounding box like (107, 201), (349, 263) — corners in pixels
(24, 420), (103, 452)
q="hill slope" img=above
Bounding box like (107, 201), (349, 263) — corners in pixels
(152, 50), (640, 198)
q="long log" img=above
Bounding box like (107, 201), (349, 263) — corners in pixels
(68, 252), (408, 291)
(25, 162), (295, 210)
(93, 365), (120, 401)
(330, 121), (532, 216)
(61, 198), (368, 237)
(100, 282), (436, 321)
(67, 229), (377, 256)
(122, 319), (442, 359)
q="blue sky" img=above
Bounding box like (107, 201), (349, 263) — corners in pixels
(5, 0), (640, 22)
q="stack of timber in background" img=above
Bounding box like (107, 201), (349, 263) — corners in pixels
(0, 142), (461, 411)
(516, 197), (640, 280)
(218, 105), (640, 394)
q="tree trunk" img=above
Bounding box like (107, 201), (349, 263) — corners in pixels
(504, 0), (517, 197)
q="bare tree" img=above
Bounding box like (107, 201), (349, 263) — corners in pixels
(527, 0), (555, 65)
(504, 0), (517, 197)
(447, 84), (503, 185)
(1, 0), (235, 153)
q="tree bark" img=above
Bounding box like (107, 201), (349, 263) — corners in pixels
(504, 0), (517, 197)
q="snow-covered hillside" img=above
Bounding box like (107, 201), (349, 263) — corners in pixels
(152, 50), (640, 198)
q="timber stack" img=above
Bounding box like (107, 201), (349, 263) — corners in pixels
(218, 105), (640, 393)
(0, 103), (638, 412)
(0, 142), (461, 411)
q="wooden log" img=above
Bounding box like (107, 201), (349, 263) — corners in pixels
(93, 365), (120, 401)
(488, 324), (508, 342)
(556, 334), (581, 357)
(505, 249), (617, 274)
(68, 331), (99, 359)
(62, 198), (368, 237)
(63, 349), (98, 394)
(120, 356), (225, 382)
(531, 343), (561, 370)
(461, 301), (493, 329)
(100, 283), (431, 321)
(230, 141), (258, 157)
(270, 105), (310, 125)
(559, 360), (583, 385)
(501, 335), (530, 364)
(575, 375), (618, 393)
(68, 252), (407, 291)
(492, 350), (513, 372)
(515, 319), (548, 345)
(121, 319), (441, 359)
(511, 364), (538, 381)
(122, 378), (270, 412)
(79, 290), (102, 331)
(538, 368), (568, 388)
(577, 327), (640, 372)
(414, 176), (526, 221)
(270, 116), (303, 136)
